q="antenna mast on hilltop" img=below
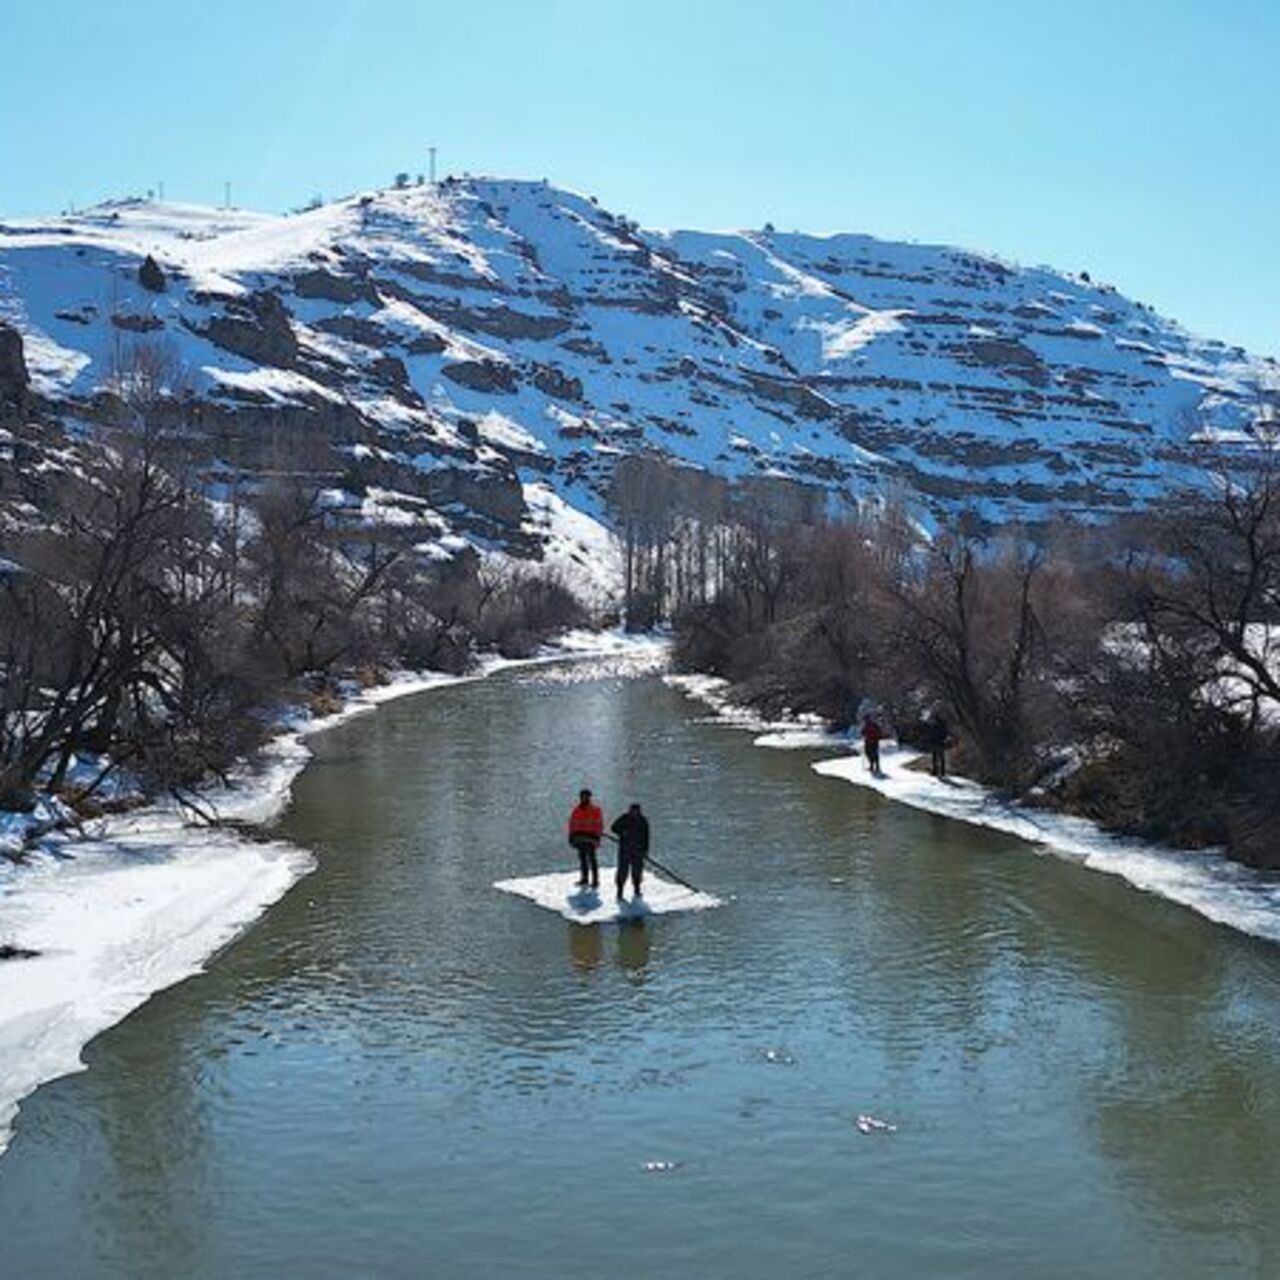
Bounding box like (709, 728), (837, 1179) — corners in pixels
(428, 146), (437, 184)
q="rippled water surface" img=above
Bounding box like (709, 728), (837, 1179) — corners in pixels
(2, 662), (1279, 1277)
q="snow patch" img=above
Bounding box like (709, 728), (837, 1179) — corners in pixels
(477, 409), (546, 455)
(0, 827), (311, 1158)
(518, 481), (622, 607)
(812, 309), (908, 360)
(493, 869), (721, 924)
(207, 366), (343, 404)
(10, 327), (91, 395)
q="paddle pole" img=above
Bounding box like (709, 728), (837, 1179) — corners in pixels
(645, 854), (703, 896)
(602, 832), (704, 896)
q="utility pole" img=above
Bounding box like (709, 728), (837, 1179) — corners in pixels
(158, 181), (165, 201)
(428, 146), (437, 184)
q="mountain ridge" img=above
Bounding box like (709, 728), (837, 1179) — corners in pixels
(2, 176), (1277, 589)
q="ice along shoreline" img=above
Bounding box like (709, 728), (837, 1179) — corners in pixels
(665, 673), (1280, 947)
(0, 630), (668, 1159)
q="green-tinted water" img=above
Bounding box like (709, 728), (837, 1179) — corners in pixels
(2, 660), (1278, 1277)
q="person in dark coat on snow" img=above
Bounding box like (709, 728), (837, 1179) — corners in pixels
(927, 712), (949, 778)
(610, 802), (650, 901)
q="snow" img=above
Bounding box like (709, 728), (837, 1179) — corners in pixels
(811, 308), (909, 360)
(0, 665), (453, 1159)
(517, 481), (623, 607)
(754, 726), (849, 751)
(477, 409), (546, 455)
(664, 674), (838, 745)
(0, 796), (74, 860)
(0, 824), (311, 1159)
(207, 366), (343, 404)
(11, 327), (91, 396)
(855, 1114), (898, 1135)
(493, 869), (721, 924)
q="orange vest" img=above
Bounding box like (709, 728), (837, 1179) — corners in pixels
(568, 803), (604, 839)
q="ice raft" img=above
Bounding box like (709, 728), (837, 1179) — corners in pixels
(493, 869), (721, 924)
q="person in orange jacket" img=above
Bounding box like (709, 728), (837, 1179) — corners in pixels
(567, 788), (604, 889)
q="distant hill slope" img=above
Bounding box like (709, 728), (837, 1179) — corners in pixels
(2, 177), (1276, 590)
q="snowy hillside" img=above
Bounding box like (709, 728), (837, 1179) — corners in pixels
(2, 177), (1277, 586)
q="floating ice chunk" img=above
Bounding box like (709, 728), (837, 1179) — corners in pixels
(856, 1114), (897, 1135)
(761, 1048), (796, 1065)
(493, 869), (720, 924)
(642, 1160), (681, 1173)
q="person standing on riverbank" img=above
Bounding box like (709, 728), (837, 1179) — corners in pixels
(611, 802), (650, 901)
(568, 789), (603, 889)
(862, 713), (884, 777)
(927, 712), (949, 778)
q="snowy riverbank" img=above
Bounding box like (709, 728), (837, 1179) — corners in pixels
(665, 674), (1280, 947)
(0, 630), (668, 1158)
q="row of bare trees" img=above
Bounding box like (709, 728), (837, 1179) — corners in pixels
(606, 453), (827, 628)
(0, 347), (584, 816)
(653, 453), (1280, 869)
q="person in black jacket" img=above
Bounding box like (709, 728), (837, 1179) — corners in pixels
(611, 803), (650, 901)
(927, 712), (949, 778)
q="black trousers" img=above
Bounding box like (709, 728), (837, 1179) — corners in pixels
(570, 836), (599, 886)
(865, 739), (881, 772)
(930, 747), (946, 777)
(615, 847), (645, 894)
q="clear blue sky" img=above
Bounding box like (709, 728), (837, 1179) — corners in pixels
(3, 0), (1277, 354)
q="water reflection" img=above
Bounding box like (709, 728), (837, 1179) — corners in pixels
(617, 920), (650, 976)
(568, 924), (603, 973)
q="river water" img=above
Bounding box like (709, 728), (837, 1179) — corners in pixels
(1, 659), (1278, 1277)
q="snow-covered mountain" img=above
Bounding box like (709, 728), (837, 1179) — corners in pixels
(2, 177), (1276, 580)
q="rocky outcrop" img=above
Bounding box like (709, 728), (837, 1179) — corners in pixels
(138, 254), (166, 293)
(428, 300), (570, 341)
(292, 268), (379, 305)
(369, 355), (423, 407)
(406, 332), (446, 356)
(739, 369), (837, 421)
(314, 315), (389, 348)
(532, 364), (582, 401)
(203, 290), (298, 368)
(111, 311), (164, 333)
(956, 337), (1050, 387)
(0, 324), (29, 420)
(441, 360), (517, 394)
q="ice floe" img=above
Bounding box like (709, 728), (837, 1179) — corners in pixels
(493, 869), (721, 924)
(856, 1114), (897, 1135)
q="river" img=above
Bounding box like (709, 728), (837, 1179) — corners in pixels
(1, 658), (1277, 1277)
